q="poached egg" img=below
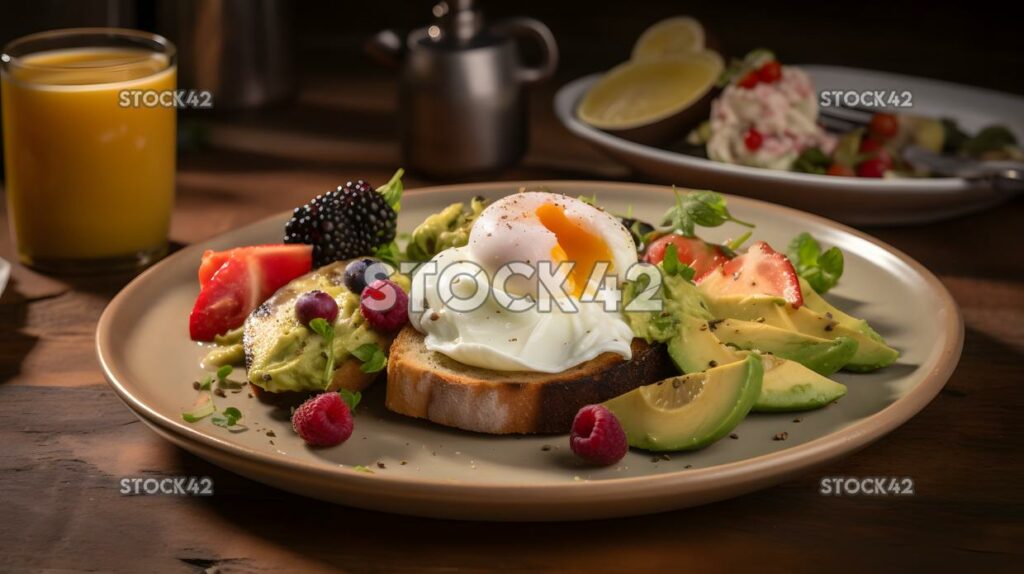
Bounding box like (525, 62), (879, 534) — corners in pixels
(410, 192), (638, 373)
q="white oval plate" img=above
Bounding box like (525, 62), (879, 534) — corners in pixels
(97, 182), (962, 521)
(555, 66), (1024, 225)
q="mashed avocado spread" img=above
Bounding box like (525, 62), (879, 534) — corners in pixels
(405, 197), (486, 261)
(240, 262), (400, 394)
(202, 328), (245, 369)
(624, 265), (713, 343)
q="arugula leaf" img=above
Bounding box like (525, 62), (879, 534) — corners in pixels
(376, 168), (404, 213)
(352, 343), (387, 373)
(660, 188), (754, 238)
(661, 243), (697, 282)
(352, 465), (375, 474)
(308, 318), (336, 389)
(787, 232), (844, 293)
(212, 406), (243, 429)
(216, 365), (233, 381)
(338, 389), (362, 411)
(182, 395), (215, 422)
(198, 375), (213, 391)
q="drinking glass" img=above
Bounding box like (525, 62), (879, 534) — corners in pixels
(2, 28), (177, 273)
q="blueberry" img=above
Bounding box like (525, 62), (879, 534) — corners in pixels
(295, 290), (339, 327)
(343, 258), (390, 294)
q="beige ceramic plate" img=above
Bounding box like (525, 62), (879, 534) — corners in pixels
(96, 182), (963, 521)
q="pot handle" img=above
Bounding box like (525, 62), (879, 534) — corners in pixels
(493, 17), (558, 84)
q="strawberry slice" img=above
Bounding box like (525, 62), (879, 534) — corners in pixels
(189, 244), (313, 341)
(696, 240), (803, 307)
(644, 234), (730, 281)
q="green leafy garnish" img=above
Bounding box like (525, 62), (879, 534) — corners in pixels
(216, 365), (233, 381)
(718, 48), (775, 88)
(308, 318), (336, 389)
(182, 396), (215, 422)
(660, 189), (754, 238)
(198, 375), (213, 391)
(725, 230), (753, 252)
(787, 232), (844, 294)
(352, 343), (387, 374)
(372, 241), (403, 267)
(832, 128), (868, 169)
(352, 465), (375, 474)
(661, 243), (697, 282)
(338, 389), (362, 411)
(212, 406), (243, 429)
(376, 168), (404, 213)
(792, 147), (832, 175)
(577, 194), (598, 206)
(369, 168), (407, 266)
(962, 125), (1018, 158)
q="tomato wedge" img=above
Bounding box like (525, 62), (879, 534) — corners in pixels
(198, 250), (233, 288)
(644, 234), (730, 281)
(696, 240), (803, 307)
(189, 244), (313, 341)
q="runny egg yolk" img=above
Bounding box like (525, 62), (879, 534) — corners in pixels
(535, 203), (613, 298)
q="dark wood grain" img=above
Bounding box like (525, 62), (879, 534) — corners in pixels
(1, 72), (1022, 573)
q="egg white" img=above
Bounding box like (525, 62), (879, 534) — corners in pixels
(410, 192), (638, 373)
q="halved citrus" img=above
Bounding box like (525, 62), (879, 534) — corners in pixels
(632, 16), (705, 61)
(578, 51), (724, 131)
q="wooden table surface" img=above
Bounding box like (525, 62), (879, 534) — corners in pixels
(1, 75), (1022, 573)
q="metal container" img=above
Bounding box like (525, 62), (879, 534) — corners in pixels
(369, 0), (557, 178)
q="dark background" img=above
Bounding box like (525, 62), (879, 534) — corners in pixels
(2, 0), (1022, 93)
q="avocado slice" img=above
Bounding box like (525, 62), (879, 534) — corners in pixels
(711, 318), (858, 376)
(798, 278), (885, 343)
(603, 355), (763, 452)
(663, 312), (847, 413)
(703, 294), (898, 372)
(667, 315), (741, 374)
(750, 353), (847, 412)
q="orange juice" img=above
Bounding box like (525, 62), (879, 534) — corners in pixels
(2, 31), (176, 272)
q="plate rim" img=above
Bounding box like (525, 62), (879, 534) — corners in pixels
(554, 69), (1024, 194)
(96, 181), (964, 500)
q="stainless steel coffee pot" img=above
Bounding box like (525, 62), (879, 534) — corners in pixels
(368, 0), (557, 178)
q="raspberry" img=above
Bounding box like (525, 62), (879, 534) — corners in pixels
(284, 180), (397, 267)
(359, 279), (409, 332)
(291, 392), (354, 447)
(569, 405), (628, 466)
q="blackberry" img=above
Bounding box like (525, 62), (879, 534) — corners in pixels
(284, 180), (397, 267)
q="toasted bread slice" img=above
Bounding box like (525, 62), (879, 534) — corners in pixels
(386, 326), (674, 434)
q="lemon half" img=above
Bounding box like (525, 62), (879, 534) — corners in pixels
(632, 16), (705, 61)
(578, 51), (724, 131)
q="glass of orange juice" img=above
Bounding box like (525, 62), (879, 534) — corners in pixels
(2, 28), (176, 273)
